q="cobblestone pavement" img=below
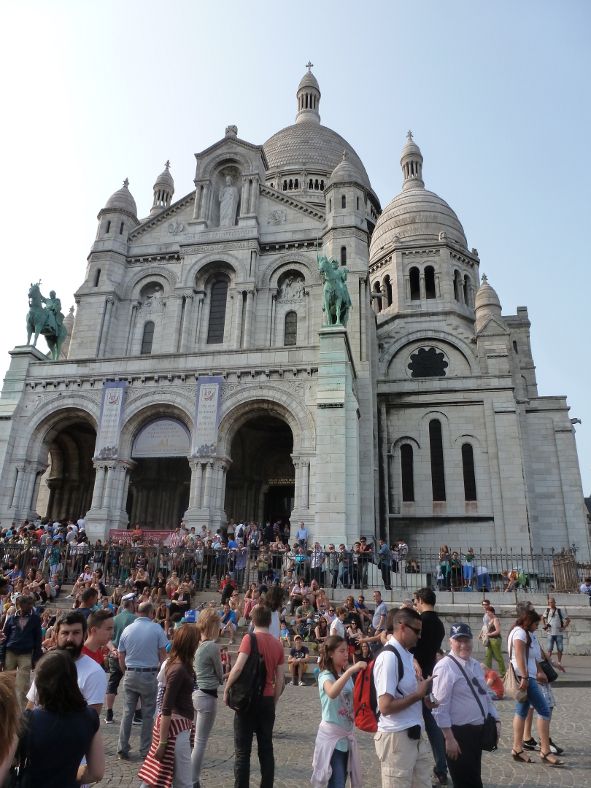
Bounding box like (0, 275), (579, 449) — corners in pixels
(103, 684), (591, 787)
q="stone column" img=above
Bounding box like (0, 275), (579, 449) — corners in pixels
(98, 296), (115, 358)
(240, 177), (250, 217)
(419, 273), (426, 301)
(193, 292), (205, 349)
(301, 459), (310, 510)
(180, 292), (195, 352)
(232, 290), (243, 349)
(10, 464), (25, 510)
(269, 289), (278, 346)
(249, 178), (259, 214)
(291, 456), (302, 512)
(243, 289), (255, 348)
(126, 301), (140, 355)
(199, 183), (210, 221)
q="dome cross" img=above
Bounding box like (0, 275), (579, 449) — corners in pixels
(305, 60), (314, 71)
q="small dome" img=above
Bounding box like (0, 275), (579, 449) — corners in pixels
(104, 178), (137, 216)
(369, 135), (466, 259)
(154, 160), (174, 191)
(329, 151), (364, 186)
(298, 69), (320, 92)
(474, 274), (502, 313)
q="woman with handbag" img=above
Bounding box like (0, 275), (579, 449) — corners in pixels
(432, 623), (500, 788)
(507, 609), (564, 766)
(522, 635), (564, 756)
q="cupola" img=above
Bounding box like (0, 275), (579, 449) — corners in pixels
(400, 130), (424, 190)
(475, 274), (502, 331)
(296, 61), (321, 124)
(150, 161), (174, 216)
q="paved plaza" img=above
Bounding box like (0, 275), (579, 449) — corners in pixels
(103, 683), (591, 787)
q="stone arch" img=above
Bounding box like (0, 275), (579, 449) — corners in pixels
(23, 397), (99, 463)
(122, 267), (178, 300)
(198, 151), (253, 181)
(185, 254), (242, 289)
(118, 397), (195, 461)
(217, 388), (316, 456)
(452, 432), (483, 449)
(383, 330), (478, 376)
(259, 252), (314, 290)
(391, 435), (421, 452)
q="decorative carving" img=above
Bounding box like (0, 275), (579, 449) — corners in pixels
(277, 273), (305, 302)
(168, 220), (185, 235)
(267, 209), (287, 225)
(408, 347), (448, 378)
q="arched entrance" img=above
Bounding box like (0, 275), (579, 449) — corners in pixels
(225, 414), (294, 524)
(35, 417), (97, 521)
(127, 418), (190, 529)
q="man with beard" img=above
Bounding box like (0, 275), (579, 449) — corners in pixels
(26, 610), (107, 713)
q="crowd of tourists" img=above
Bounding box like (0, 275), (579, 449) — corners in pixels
(0, 526), (578, 788)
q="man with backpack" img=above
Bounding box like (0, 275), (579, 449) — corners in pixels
(223, 604), (284, 788)
(542, 597), (570, 670)
(373, 608), (433, 787)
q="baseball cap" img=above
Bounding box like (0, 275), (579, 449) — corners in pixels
(450, 623), (473, 640)
(294, 634), (303, 640)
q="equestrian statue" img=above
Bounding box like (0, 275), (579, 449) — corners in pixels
(26, 282), (67, 361)
(317, 253), (352, 327)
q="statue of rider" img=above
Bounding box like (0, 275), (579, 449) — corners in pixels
(41, 289), (64, 335)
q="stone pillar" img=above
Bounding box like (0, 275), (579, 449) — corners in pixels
(301, 459), (310, 510)
(126, 301), (140, 355)
(243, 289), (255, 348)
(419, 273), (426, 301)
(194, 292), (205, 349)
(98, 296), (115, 358)
(199, 183), (210, 222)
(10, 464), (25, 510)
(269, 290), (278, 346)
(232, 290), (243, 349)
(240, 177), (250, 217)
(180, 292), (195, 352)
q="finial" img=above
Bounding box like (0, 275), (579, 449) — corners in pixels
(481, 273), (488, 284)
(165, 160), (170, 170)
(406, 130), (413, 141)
(123, 178), (129, 188)
(305, 60), (314, 71)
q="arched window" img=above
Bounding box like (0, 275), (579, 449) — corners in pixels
(384, 275), (393, 307)
(283, 180), (287, 191)
(340, 246), (347, 265)
(341, 194), (346, 209)
(463, 275), (470, 306)
(105, 220), (111, 233)
(119, 221), (124, 235)
(140, 321), (155, 355)
(294, 178), (299, 189)
(309, 179), (313, 190)
(429, 419), (446, 501)
(207, 277), (229, 344)
(284, 311), (297, 346)
(373, 281), (382, 313)
(462, 444), (477, 501)
(93, 268), (101, 287)
(409, 267), (420, 300)
(453, 270), (461, 301)
(401, 444), (414, 502)
(425, 266), (436, 299)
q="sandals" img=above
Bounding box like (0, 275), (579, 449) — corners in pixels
(540, 750), (564, 767)
(511, 749), (532, 763)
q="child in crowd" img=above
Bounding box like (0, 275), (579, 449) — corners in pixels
(481, 663), (504, 700)
(220, 646), (232, 678)
(311, 635), (366, 788)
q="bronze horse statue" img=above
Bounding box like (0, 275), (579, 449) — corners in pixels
(317, 254), (351, 327)
(26, 282), (67, 361)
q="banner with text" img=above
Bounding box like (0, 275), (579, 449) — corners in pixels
(193, 376), (223, 456)
(95, 381), (127, 460)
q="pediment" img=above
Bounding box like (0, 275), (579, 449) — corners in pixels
(195, 134), (268, 180)
(259, 185), (325, 227)
(129, 192), (196, 243)
(476, 315), (509, 336)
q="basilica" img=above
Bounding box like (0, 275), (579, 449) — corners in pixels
(0, 67), (588, 558)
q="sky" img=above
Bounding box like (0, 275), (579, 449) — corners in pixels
(0, 0), (589, 491)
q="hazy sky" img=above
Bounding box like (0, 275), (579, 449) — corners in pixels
(0, 1), (589, 491)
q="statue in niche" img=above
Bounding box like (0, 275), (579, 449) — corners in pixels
(218, 174), (239, 226)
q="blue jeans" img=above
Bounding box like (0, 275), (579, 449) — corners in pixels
(514, 677), (550, 720)
(423, 703), (447, 778)
(328, 747), (348, 788)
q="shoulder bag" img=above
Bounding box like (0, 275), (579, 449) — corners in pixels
(538, 645), (558, 683)
(448, 655), (498, 751)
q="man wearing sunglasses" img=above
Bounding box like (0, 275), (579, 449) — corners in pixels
(373, 608), (433, 787)
(432, 623), (500, 788)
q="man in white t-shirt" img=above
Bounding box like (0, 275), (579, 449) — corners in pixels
(373, 608), (432, 787)
(27, 610), (107, 712)
(372, 590), (388, 633)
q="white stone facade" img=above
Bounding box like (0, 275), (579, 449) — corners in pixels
(0, 71), (588, 559)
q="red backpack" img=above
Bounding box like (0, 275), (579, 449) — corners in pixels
(353, 644), (403, 732)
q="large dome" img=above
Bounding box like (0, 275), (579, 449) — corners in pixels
(370, 189), (467, 258)
(263, 121), (372, 189)
(369, 133), (467, 259)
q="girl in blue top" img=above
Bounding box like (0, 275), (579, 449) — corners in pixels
(315, 635), (366, 787)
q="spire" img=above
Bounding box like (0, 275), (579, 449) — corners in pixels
(150, 160), (175, 216)
(296, 63), (321, 125)
(400, 130), (424, 191)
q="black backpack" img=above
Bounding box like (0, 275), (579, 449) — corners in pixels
(227, 633), (267, 712)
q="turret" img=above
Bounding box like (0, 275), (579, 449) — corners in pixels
(150, 161), (174, 215)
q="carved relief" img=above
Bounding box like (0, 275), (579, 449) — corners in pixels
(267, 209), (287, 225)
(168, 221), (185, 235)
(277, 272), (305, 303)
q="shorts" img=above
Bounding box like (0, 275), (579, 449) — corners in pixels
(106, 653), (123, 695)
(547, 634), (564, 652)
(514, 677), (550, 720)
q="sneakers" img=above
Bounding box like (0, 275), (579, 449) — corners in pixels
(522, 737), (538, 751)
(549, 738), (564, 755)
(132, 713), (143, 726)
(298, 680), (305, 686)
(104, 709), (114, 725)
(117, 751), (130, 760)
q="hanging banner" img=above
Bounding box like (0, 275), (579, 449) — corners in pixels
(193, 375), (223, 456)
(95, 381), (127, 459)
